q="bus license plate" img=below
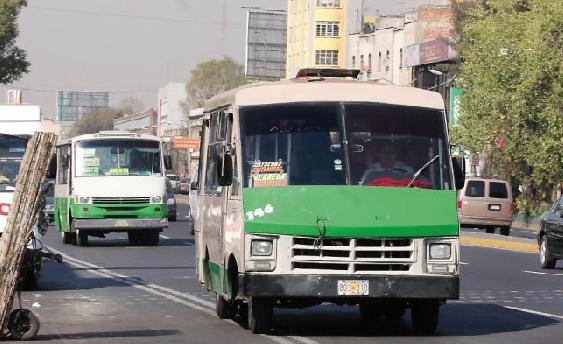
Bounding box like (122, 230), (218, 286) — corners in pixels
(337, 280), (369, 296)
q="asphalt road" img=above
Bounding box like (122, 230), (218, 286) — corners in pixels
(7, 204), (562, 343)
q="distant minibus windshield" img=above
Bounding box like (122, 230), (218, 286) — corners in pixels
(75, 139), (162, 177)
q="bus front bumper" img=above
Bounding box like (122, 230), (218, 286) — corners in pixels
(240, 274), (459, 299)
(74, 218), (168, 231)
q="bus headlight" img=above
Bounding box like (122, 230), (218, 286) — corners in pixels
(251, 240), (273, 256)
(151, 195), (164, 204)
(429, 243), (451, 260)
(75, 196), (92, 204)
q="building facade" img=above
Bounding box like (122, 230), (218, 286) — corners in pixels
(113, 109), (157, 135)
(245, 8), (287, 80)
(56, 91), (110, 138)
(347, 5), (455, 111)
(157, 83), (186, 136)
(286, 0), (348, 78)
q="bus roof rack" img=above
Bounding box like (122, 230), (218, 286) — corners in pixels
(295, 68), (360, 79)
(95, 130), (138, 138)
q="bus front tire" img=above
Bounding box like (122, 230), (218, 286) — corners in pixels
(216, 294), (236, 319)
(76, 230), (88, 246)
(62, 232), (74, 245)
(140, 230), (159, 246)
(247, 297), (273, 334)
(411, 299), (440, 335)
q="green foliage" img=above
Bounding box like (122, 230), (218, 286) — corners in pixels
(68, 107), (115, 137)
(451, 0), (563, 212)
(185, 56), (247, 109)
(0, 0), (29, 84)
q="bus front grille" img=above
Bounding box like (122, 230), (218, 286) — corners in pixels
(92, 197), (150, 205)
(291, 237), (416, 273)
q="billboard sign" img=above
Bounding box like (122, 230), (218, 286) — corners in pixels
(245, 9), (287, 79)
(173, 137), (200, 149)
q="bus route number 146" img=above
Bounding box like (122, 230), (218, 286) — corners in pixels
(246, 204), (274, 221)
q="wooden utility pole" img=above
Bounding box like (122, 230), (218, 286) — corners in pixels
(0, 132), (57, 331)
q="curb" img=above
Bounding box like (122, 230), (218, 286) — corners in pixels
(460, 235), (538, 254)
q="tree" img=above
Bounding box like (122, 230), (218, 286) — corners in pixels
(451, 0), (563, 213)
(118, 96), (145, 115)
(184, 56), (247, 109)
(0, 0), (29, 84)
(68, 107), (116, 137)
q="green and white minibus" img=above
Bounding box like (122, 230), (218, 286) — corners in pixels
(193, 70), (465, 334)
(54, 131), (170, 246)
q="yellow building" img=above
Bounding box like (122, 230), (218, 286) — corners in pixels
(286, 0), (347, 78)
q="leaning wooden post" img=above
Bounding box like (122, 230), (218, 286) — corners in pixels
(0, 132), (57, 331)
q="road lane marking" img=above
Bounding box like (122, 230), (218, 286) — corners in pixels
(461, 235), (537, 253)
(501, 305), (563, 320)
(160, 235), (171, 239)
(523, 270), (563, 276)
(460, 261), (469, 265)
(46, 246), (319, 344)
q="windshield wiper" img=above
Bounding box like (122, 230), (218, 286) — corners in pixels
(406, 154), (439, 188)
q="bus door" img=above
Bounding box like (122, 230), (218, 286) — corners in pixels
(195, 118), (209, 283)
(55, 144), (71, 232)
(201, 111), (230, 292)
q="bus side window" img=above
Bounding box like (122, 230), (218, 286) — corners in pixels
(57, 146), (70, 184)
(230, 146), (239, 197)
(205, 113), (220, 194)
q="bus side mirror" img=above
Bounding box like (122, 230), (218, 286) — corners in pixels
(217, 150), (233, 187)
(452, 157), (465, 190)
(164, 155), (172, 170)
(47, 155), (57, 179)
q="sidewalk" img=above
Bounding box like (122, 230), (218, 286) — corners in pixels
(461, 231), (538, 254)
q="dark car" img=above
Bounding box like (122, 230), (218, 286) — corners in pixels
(179, 178), (190, 195)
(538, 196), (563, 269)
(166, 178), (177, 221)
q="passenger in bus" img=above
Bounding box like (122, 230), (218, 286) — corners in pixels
(360, 144), (413, 184)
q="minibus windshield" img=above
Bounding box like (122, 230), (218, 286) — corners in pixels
(75, 139), (162, 177)
(240, 103), (452, 190)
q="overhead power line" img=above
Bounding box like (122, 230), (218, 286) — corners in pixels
(26, 5), (244, 26)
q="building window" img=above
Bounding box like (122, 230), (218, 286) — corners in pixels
(352, 56), (356, 68)
(399, 48), (403, 68)
(315, 50), (339, 65)
(360, 55), (364, 69)
(317, 0), (340, 7)
(316, 21), (340, 37)
(368, 54), (372, 71)
(386, 50), (390, 71)
(378, 52), (382, 72)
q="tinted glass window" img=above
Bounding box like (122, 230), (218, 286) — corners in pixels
(489, 182), (508, 199)
(241, 103), (345, 187)
(465, 180), (484, 197)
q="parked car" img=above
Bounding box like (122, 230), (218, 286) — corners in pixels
(538, 196), (563, 269)
(179, 178), (190, 195)
(166, 178), (177, 222)
(168, 174), (180, 193)
(458, 177), (513, 236)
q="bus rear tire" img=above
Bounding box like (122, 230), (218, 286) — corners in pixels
(411, 299), (440, 335)
(76, 230), (88, 246)
(216, 294), (236, 319)
(248, 297), (273, 334)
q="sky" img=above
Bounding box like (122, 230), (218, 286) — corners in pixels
(1, 0), (446, 117)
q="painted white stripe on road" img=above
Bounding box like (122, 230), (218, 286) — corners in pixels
(501, 305), (563, 320)
(160, 235), (171, 239)
(46, 246), (319, 344)
(460, 262), (469, 265)
(523, 270), (563, 276)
